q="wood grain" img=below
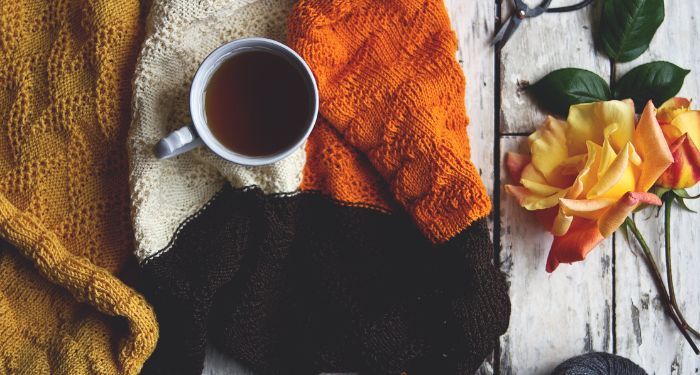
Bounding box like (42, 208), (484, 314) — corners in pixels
(499, 0), (609, 134)
(614, 188), (700, 375)
(445, 0), (496, 203)
(444, 0), (498, 372)
(614, 0), (700, 371)
(498, 136), (613, 374)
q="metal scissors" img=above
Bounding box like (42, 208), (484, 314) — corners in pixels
(493, 0), (594, 47)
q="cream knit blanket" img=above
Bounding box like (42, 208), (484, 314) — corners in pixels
(129, 0), (302, 262)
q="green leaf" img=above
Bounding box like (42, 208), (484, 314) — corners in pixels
(614, 61), (690, 112)
(528, 68), (611, 117)
(675, 196), (697, 213)
(673, 188), (692, 198)
(601, 0), (665, 62)
(619, 220), (632, 246)
(672, 188), (700, 199)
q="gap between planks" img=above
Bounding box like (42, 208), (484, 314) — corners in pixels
(492, 0), (504, 374)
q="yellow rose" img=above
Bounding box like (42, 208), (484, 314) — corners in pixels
(655, 97), (700, 189)
(506, 100), (673, 272)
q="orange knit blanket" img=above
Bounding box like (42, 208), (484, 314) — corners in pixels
(294, 0), (492, 243)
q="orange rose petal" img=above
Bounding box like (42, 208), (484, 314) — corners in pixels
(657, 134), (700, 189)
(661, 123), (684, 145)
(521, 178), (563, 196)
(598, 191), (662, 237)
(520, 163), (549, 183)
(504, 185), (531, 206)
(658, 97), (691, 124)
(567, 100), (635, 154)
(671, 111), (700, 149)
(567, 103), (604, 155)
(546, 218), (604, 273)
(559, 198), (614, 220)
(505, 152), (531, 183)
(552, 208), (573, 236)
(529, 116), (570, 186)
(558, 154), (587, 176)
(598, 101), (636, 151)
(634, 101), (674, 192)
(547, 191), (662, 272)
(567, 142), (601, 199)
(535, 206), (560, 233)
(505, 182), (566, 210)
(587, 143), (634, 200)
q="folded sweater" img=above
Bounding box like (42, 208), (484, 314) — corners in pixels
(129, 0), (511, 374)
(0, 1), (158, 374)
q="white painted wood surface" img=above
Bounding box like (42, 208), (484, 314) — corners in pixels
(499, 0), (609, 134)
(204, 0), (700, 373)
(445, 0), (497, 372)
(613, 0), (700, 373)
(499, 137), (613, 375)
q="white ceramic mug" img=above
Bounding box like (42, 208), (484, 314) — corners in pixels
(154, 37), (319, 166)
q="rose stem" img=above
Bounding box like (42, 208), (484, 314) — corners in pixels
(663, 194), (700, 338)
(624, 217), (699, 354)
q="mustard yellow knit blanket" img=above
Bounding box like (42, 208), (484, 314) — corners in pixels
(0, 1), (157, 374)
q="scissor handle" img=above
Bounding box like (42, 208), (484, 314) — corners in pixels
(495, 0), (592, 47)
(514, 0), (553, 18)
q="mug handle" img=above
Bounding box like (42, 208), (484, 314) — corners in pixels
(154, 125), (204, 159)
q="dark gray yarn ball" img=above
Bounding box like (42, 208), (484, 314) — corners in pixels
(552, 352), (647, 375)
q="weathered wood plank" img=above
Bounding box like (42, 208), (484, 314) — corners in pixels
(444, 1), (497, 372)
(499, 0), (609, 134)
(499, 136), (613, 374)
(614, 0), (700, 372)
(614, 188), (700, 375)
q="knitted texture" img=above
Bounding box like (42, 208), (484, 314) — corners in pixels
(0, 0), (157, 374)
(129, 0), (303, 261)
(552, 352), (648, 375)
(301, 118), (394, 211)
(128, 0), (510, 373)
(138, 186), (510, 375)
(289, 0), (492, 243)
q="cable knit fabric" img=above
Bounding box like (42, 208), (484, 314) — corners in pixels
(0, 0), (157, 374)
(289, 0), (492, 243)
(129, 0), (510, 374)
(552, 352), (648, 375)
(138, 187), (509, 374)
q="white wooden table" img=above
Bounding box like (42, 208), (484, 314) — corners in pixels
(204, 0), (700, 373)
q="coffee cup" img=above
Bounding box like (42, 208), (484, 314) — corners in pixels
(154, 37), (319, 166)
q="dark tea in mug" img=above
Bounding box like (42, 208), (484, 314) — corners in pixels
(204, 50), (312, 157)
